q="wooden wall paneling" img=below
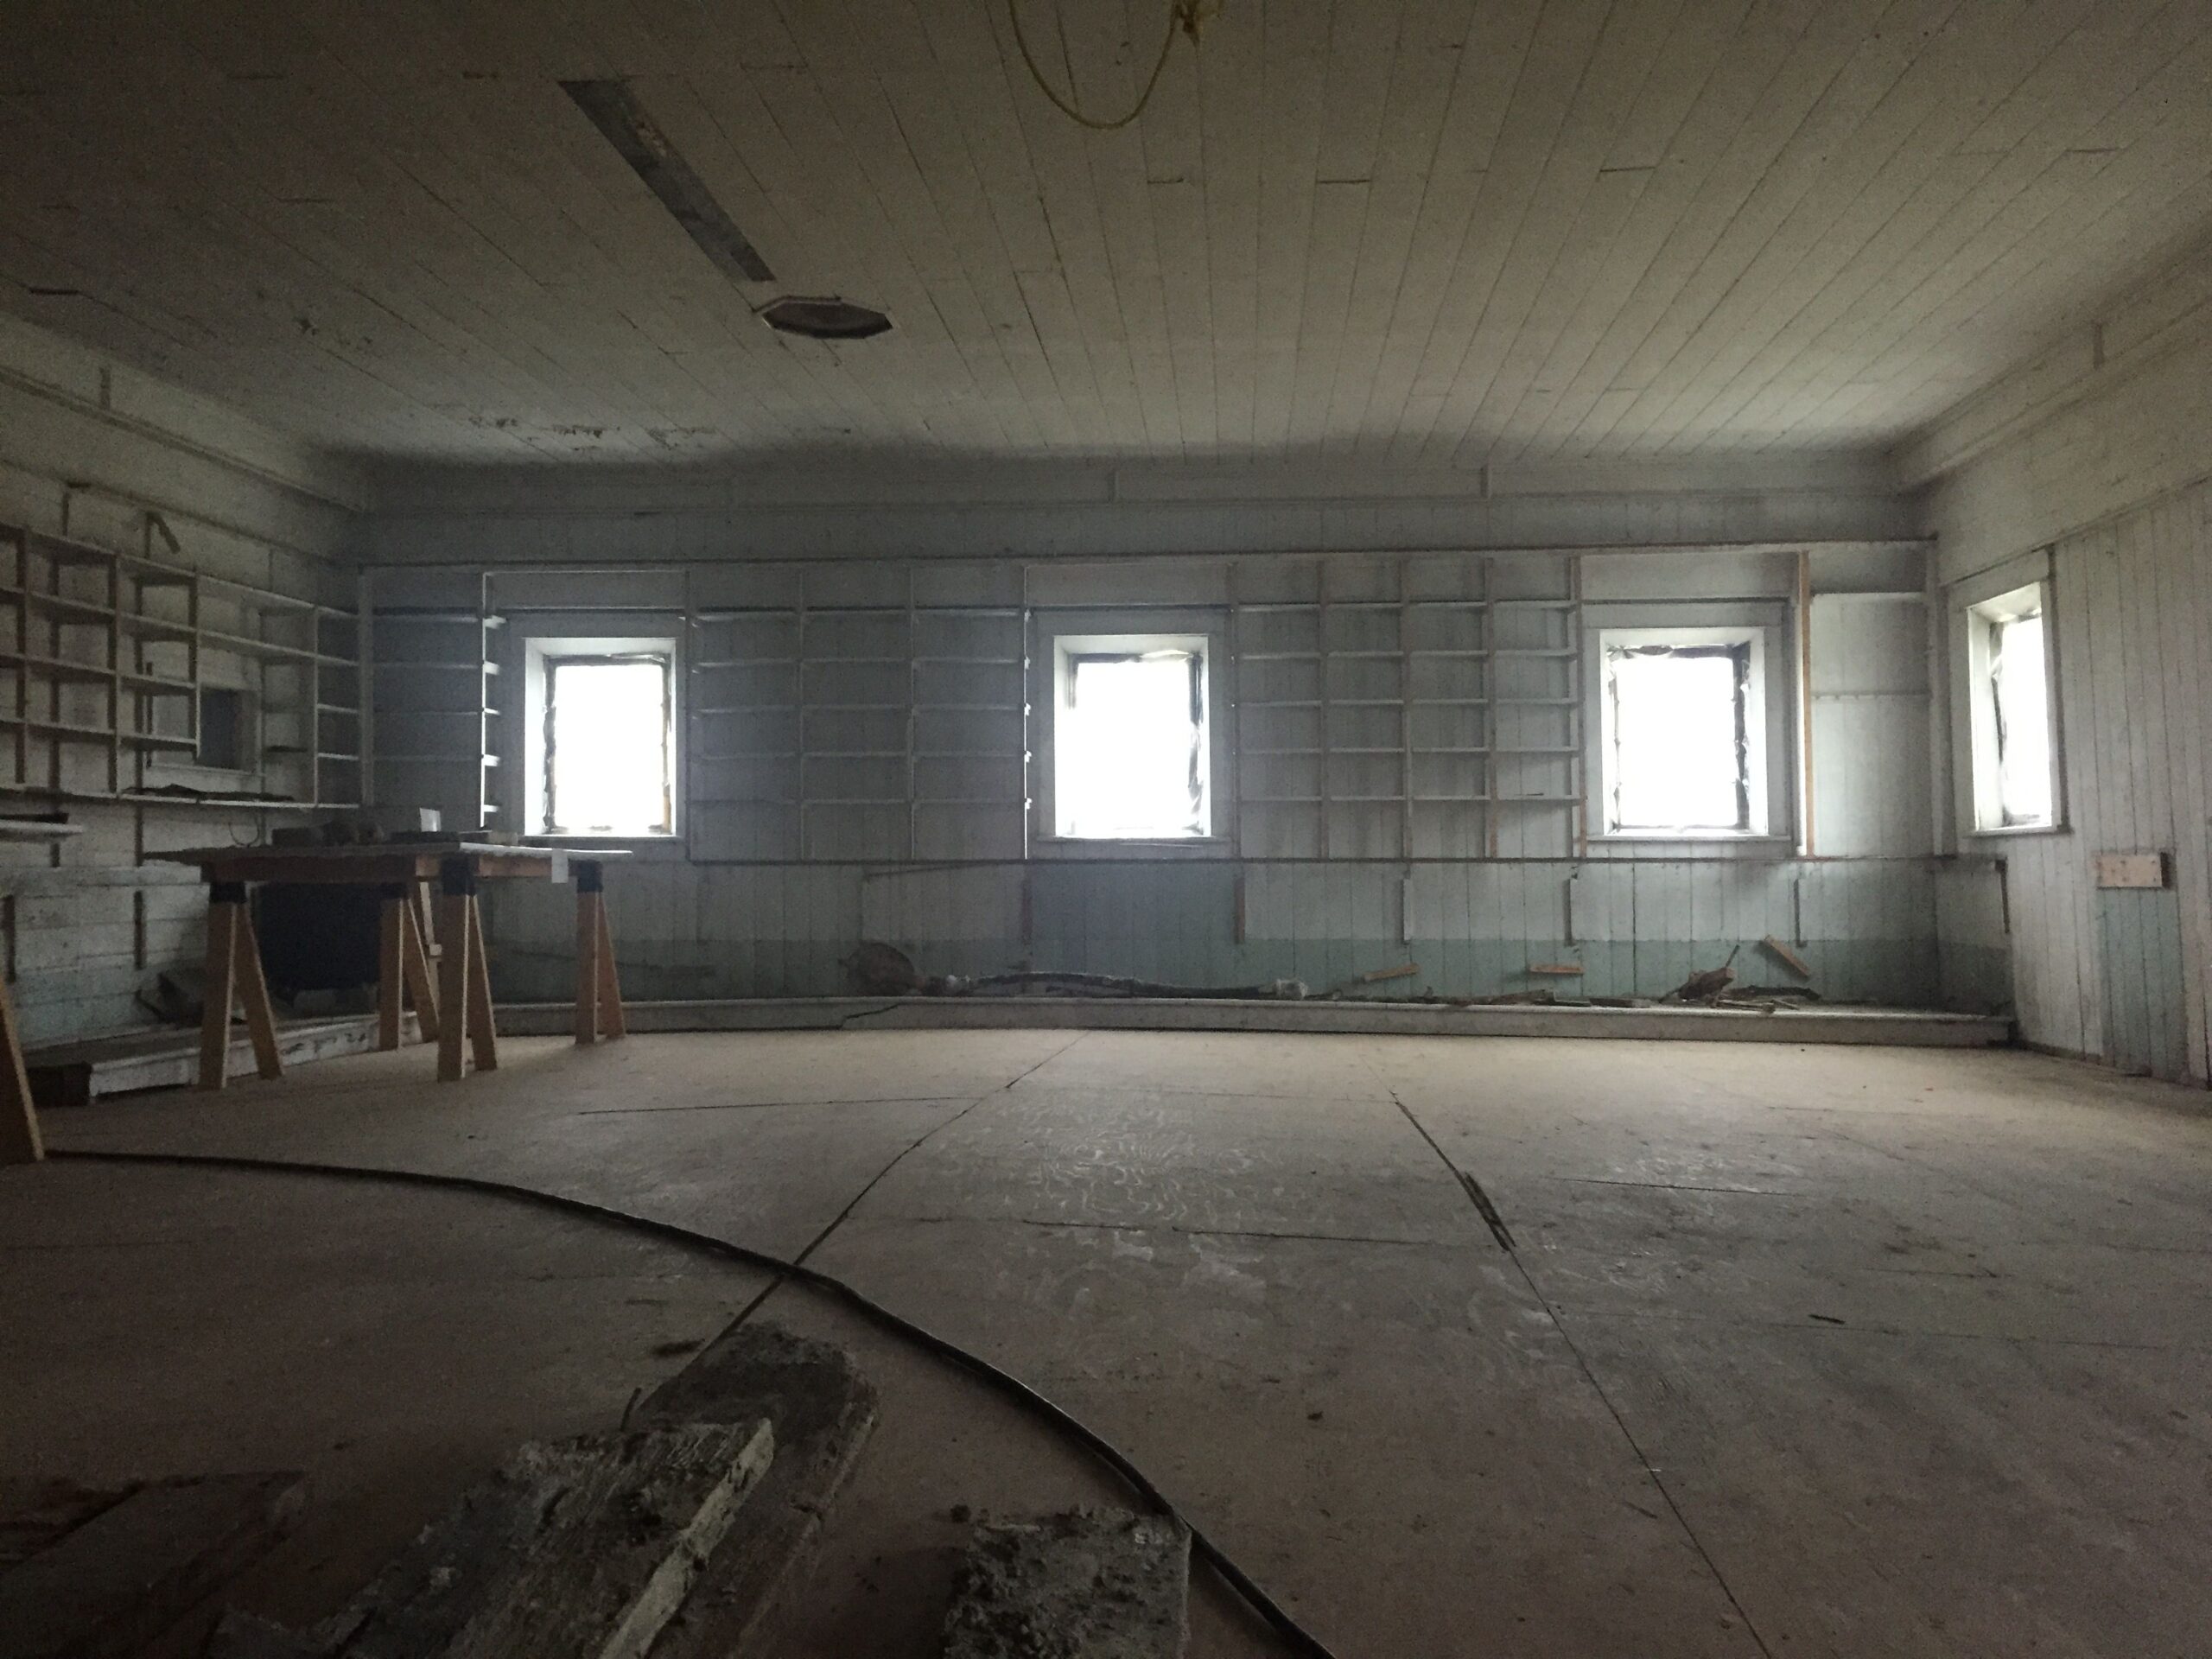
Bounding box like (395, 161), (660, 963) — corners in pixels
(2164, 490), (2212, 1076)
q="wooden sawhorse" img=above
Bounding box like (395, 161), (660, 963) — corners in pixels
(154, 842), (628, 1089)
(3, 818), (91, 1165)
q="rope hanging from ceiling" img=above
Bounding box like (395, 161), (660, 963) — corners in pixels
(1007, 0), (1214, 131)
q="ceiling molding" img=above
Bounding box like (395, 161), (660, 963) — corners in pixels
(0, 312), (371, 517)
(371, 452), (1903, 519)
(1894, 228), (2212, 488)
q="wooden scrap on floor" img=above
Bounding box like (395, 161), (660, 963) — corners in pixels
(1326, 962), (1419, 995)
(210, 1423), (772, 1659)
(1668, 945), (1741, 1005)
(1758, 936), (1813, 978)
(0, 1471), (306, 1659)
(28, 1015), (415, 1109)
(1527, 962), (1585, 976)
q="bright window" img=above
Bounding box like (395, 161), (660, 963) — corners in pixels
(1052, 635), (1209, 839)
(1968, 585), (2055, 830)
(531, 645), (675, 836)
(1599, 631), (1764, 836)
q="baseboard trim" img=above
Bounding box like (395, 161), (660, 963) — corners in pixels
(496, 996), (2011, 1047)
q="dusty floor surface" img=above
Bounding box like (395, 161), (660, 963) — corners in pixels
(7, 1030), (2212, 1657)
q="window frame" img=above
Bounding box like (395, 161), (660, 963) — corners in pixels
(520, 633), (681, 842)
(1587, 616), (1792, 846)
(1035, 623), (1226, 850)
(1964, 580), (2061, 836)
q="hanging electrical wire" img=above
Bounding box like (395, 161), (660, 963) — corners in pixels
(1007, 0), (1214, 131)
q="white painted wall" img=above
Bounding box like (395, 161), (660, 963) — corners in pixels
(361, 453), (1915, 566)
(0, 317), (359, 1043)
(363, 482), (1946, 1008)
(1918, 251), (2212, 1078)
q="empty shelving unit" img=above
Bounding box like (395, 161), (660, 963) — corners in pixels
(0, 519), (362, 811)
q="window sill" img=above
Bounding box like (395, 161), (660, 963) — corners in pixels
(1963, 823), (2067, 840)
(1033, 834), (1231, 858)
(1038, 835), (1226, 847)
(1595, 832), (1790, 845)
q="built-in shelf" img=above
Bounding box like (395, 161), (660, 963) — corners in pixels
(0, 518), (363, 810)
(1230, 556), (1586, 859)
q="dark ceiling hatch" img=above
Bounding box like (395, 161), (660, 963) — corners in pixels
(560, 78), (775, 283)
(759, 296), (893, 340)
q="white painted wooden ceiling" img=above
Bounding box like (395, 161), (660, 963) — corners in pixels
(2, 0), (2208, 468)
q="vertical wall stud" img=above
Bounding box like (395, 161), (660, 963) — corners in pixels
(1799, 549), (1816, 857)
(1318, 558), (1332, 862)
(906, 561), (918, 861)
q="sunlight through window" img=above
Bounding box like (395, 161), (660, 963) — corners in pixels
(546, 657), (672, 835)
(1054, 642), (1207, 839)
(1605, 645), (1751, 833)
(1990, 610), (2051, 827)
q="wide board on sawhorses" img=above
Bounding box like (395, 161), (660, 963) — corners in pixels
(149, 842), (630, 1089)
(148, 841), (588, 885)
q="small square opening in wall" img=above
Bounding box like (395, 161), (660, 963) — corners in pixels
(531, 646), (676, 836)
(1052, 635), (1210, 840)
(1967, 583), (2056, 831)
(1599, 629), (1766, 836)
(196, 687), (247, 772)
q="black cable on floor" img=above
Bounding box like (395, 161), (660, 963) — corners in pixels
(44, 1146), (1341, 1659)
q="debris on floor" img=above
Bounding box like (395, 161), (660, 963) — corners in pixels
(1325, 961), (1421, 995)
(209, 1422), (772, 1659)
(846, 944), (1312, 1001)
(28, 1017), (410, 1109)
(631, 1324), (880, 1659)
(1758, 935), (1815, 978)
(1, 1471), (306, 1659)
(842, 939), (1868, 1014)
(844, 940), (925, 995)
(941, 1508), (1192, 1659)
(1667, 946), (1742, 1004)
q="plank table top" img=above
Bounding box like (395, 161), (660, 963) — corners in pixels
(149, 842), (630, 886)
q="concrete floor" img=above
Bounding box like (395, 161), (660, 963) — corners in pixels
(7, 1030), (2212, 1656)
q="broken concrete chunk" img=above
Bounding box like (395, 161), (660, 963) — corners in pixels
(632, 1324), (881, 1659)
(211, 1421), (771, 1659)
(941, 1509), (1191, 1659)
